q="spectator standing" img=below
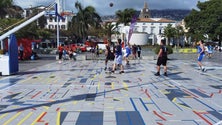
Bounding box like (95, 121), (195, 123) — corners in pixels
(58, 44), (64, 63)
(137, 45), (142, 59)
(19, 44), (24, 60)
(132, 44), (137, 59)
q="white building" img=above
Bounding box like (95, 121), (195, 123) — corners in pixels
(45, 11), (74, 30)
(23, 5), (74, 31)
(111, 2), (177, 45)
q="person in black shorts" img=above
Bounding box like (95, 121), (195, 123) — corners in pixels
(155, 40), (168, 76)
(104, 44), (113, 70)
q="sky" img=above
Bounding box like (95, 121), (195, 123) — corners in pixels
(14, 0), (208, 16)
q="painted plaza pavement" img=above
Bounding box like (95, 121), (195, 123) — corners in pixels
(0, 58), (222, 125)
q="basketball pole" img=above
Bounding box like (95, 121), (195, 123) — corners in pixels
(55, 0), (61, 48)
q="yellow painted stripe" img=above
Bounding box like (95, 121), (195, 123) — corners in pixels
(31, 112), (45, 125)
(4, 112), (21, 125)
(56, 112), (61, 125)
(44, 106), (49, 110)
(177, 103), (191, 109)
(0, 113), (8, 119)
(111, 82), (114, 89)
(122, 82), (128, 90)
(172, 97), (177, 102)
(97, 82), (100, 90)
(17, 112), (33, 125)
(73, 101), (77, 105)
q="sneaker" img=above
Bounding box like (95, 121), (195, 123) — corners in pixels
(104, 67), (107, 70)
(111, 70), (115, 73)
(155, 72), (160, 76)
(164, 72), (168, 77)
(119, 71), (124, 74)
(202, 68), (207, 72)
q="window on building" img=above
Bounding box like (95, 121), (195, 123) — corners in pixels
(49, 17), (53, 22)
(49, 25), (54, 29)
(134, 27), (138, 32)
(61, 25), (66, 29)
(159, 27), (163, 34)
(55, 25), (60, 29)
(151, 27), (155, 34)
(142, 26), (147, 32)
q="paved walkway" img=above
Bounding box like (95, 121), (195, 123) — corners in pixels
(0, 54), (222, 125)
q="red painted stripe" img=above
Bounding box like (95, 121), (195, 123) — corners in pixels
(157, 122), (164, 125)
(31, 91), (42, 99)
(32, 108), (37, 110)
(198, 88), (206, 93)
(37, 112), (47, 122)
(162, 111), (173, 116)
(219, 90), (222, 94)
(56, 108), (60, 112)
(145, 89), (151, 98)
(182, 89), (199, 98)
(193, 111), (212, 125)
(210, 93), (214, 97)
(50, 89), (59, 99)
(153, 111), (166, 121)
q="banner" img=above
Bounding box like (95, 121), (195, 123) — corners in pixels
(127, 15), (138, 44)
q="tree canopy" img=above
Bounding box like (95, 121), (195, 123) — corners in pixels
(184, 0), (222, 44)
(115, 8), (137, 26)
(70, 1), (102, 40)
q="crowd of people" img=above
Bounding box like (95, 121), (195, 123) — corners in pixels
(57, 38), (220, 76)
(104, 39), (144, 74)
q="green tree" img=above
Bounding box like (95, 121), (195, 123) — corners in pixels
(70, 1), (102, 41)
(0, 0), (23, 19)
(184, 0), (222, 45)
(115, 8), (136, 26)
(103, 22), (119, 45)
(163, 24), (176, 45)
(115, 8), (136, 44)
(174, 25), (185, 47)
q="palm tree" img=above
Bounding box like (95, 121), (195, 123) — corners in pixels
(174, 25), (185, 47)
(70, 1), (102, 41)
(163, 24), (176, 45)
(115, 8), (136, 26)
(103, 22), (119, 45)
(115, 8), (136, 44)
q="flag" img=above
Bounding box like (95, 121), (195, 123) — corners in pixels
(127, 15), (138, 44)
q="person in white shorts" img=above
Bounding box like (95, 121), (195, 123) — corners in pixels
(112, 39), (124, 74)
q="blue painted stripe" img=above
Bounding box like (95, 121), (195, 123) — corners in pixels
(137, 111), (146, 125)
(126, 111), (133, 125)
(150, 89), (160, 98)
(150, 98), (162, 111)
(139, 98), (149, 111)
(173, 98), (185, 111)
(194, 98), (216, 111)
(208, 111), (222, 120)
(189, 89), (210, 98)
(104, 90), (106, 98)
(130, 98), (138, 111)
(204, 113), (217, 123)
(181, 120), (199, 125)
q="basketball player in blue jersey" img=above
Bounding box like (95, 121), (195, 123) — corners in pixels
(197, 40), (207, 72)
